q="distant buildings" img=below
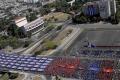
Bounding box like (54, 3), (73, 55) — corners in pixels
(41, 0), (56, 6)
(19, 0), (55, 5)
(82, 0), (117, 19)
(24, 0), (39, 3)
(14, 17), (45, 34)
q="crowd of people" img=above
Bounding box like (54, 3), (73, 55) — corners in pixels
(44, 57), (80, 78)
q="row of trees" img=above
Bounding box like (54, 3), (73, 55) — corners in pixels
(72, 11), (120, 24)
(26, 10), (37, 22)
(7, 23), (27, 38)
(0, 35), (23, 49)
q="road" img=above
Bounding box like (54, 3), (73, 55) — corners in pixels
(74, 23), (120, 29)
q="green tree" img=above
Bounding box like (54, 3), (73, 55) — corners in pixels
(55, 0), (70, 12)
(9, 73), (18, 79)
(39, 7), (51, 16)
(72, 14), (88, 23)
(44, 40), (57, 50)
(7, 23), (19, 37)
(56, 25), (62, 30)
(26, 12), (37, 22)
(0, 73), (9, 80)
(45, 25), (54, 32)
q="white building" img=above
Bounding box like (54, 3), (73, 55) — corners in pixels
(99, 0), (117, 19)
(99, 0), (111, 19)
(15, 17), (45, 34)
(15, 17), (28, 27)
(24, 17), (45, 34)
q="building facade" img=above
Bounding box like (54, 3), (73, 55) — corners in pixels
(23, 17), (45, 34)
(99, 0), (111, 18)
(99, 0), (116, 18)
(15, 17), (28, 27)
(15, 17), (45, 34)
(82, 0), (117, 18)
(82, 2), (99, 16)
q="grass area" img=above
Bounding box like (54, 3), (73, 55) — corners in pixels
(34, 27), (73, 56)
(53, 28), (73, 43)
(33, 75), (41, 80)
(0, 73), (9, 80)
(43, 12), (70, 22)
(44, 23), (57, 32)
(34, 39), (58, 55)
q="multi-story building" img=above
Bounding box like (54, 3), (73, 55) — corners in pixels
(82, 0), (117, 18)
(99, 0), (116, 18)
(99, 0), (111, 18)
(23, 17), (45, 34)
(82, 2), (99, 16)
(14, 17), (45, 34)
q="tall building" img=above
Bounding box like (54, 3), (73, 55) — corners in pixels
(99, 0), (111, 19)
(110, 0), (117, 15)
(99, 0), (116, 18)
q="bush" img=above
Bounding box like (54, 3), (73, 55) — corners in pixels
(68, 29), (73, 34)
(56, 25), (62, 30)
(72, 14), (88, 23)
(45, 25), (54, 32)
(34, 50), (43, 55)
(0, 73), (9, 80)
(54, 18), (58, 21)
(44, 40), (57, 50)
(23, 41), (30, 48)
(0, 35), (21, 49)
(9, 73), (18, 79)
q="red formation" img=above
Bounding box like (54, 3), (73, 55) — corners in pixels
(97, 60), (114, 80)
(44, 57), (80, 77)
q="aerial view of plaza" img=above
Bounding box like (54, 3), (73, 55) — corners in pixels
(0, 0), (120, 80)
